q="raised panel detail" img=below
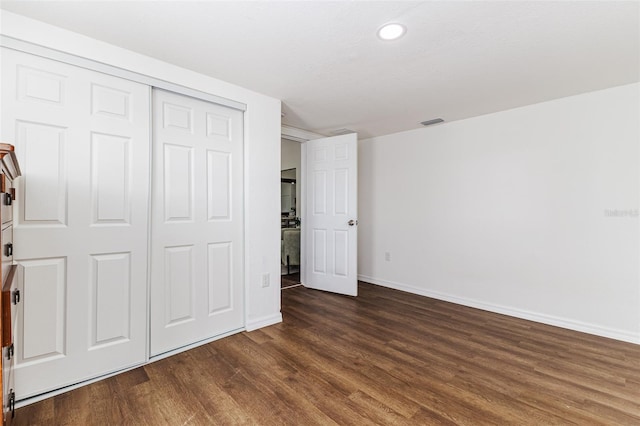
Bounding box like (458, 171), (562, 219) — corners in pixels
(162, 102), (193, 132)
(206, 113), (231, 139)
(314, 148), (327, 162)
(313, 170), (327, 215)
(313, 229), (327, 274)
(19, 258), (66, 364)
(91, 132), (131, 225)
(334, 169), (348, 216)
(334, 230), (348, 277)
(208, 242), (232, 315)
(17, 65), (66, 105)
(207, 150), (231, 221)
(91, 84), (131, 120)
(164, 246), (194, 326)
(17, 121), (67, 225)
(89, 253), (131, 348)
(164, 144), (193, 222)
(335, 144), (348, 161)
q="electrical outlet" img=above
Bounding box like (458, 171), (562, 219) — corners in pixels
(385, 252), (391, 262)
(261, 273), (270, 288)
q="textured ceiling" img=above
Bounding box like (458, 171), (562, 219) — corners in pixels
(1, 1), (638, 139)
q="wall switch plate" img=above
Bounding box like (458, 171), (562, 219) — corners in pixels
(385, 252), (391, 262)
(261, 273), (270, 288)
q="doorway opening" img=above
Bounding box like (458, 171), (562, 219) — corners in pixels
(280, 126), (358, 296)
(281, 138), (302, 289)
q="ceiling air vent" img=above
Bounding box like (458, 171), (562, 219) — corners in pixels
(420, 118), (444, 127)
(330, 128), (356, 136)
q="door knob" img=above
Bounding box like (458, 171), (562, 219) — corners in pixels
(348, 219), (358, 226)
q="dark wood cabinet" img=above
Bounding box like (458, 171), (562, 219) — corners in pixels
(0, 144), (21, 425)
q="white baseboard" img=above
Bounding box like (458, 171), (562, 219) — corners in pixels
(245, 313), (283, 331)
(358, 274), (640, 345)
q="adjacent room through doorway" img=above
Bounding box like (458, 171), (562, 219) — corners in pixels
(281, 138), (302, 289)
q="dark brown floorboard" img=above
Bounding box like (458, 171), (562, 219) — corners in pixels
(15, 282), (640, 425)
(281, 272), (300, 288)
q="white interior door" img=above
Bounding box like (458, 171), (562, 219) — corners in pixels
(150, 89), (244, 357)
(303, 133), (358, 296)
(1, 48), (150, 399)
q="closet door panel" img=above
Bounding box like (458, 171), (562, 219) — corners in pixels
(90, 132), (132, 225)
(150, 89), (244, 356)
(16, 119), (67, 225)
(89, 252), (132, 347)
(20, 258), (66, 363)
(1, 48), (150, 399)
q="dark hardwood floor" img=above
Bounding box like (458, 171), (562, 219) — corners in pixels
(15, 282), (640, 425)
(281, 272), (300, 288)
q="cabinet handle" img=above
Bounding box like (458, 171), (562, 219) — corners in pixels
(4, 192), (11, 206)
(5, 243), (12, 257)
(13, 289), (19, 305)
(8, 389), (15, 418)
(7, 343), (13, 361)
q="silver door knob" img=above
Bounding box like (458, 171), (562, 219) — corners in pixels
(348, 219), (358, 226)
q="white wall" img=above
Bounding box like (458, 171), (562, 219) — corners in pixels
(0, 11), (282, 331)
(359, 83), (640, 344)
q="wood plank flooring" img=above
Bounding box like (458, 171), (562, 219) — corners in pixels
(15, 282), (640, 425)
(281, 272), (300, 288)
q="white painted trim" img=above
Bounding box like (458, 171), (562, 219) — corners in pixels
(281, 124), (325, 142)
(358, 274), (640, 345)
(245, 313), (283, 331)
(144, 85), (153, 364)
(243, 107), (251, 334)
(0, 35), (246, 111)
(299, 142), (307, 286)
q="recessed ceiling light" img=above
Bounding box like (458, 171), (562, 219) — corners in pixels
(377, 23), (406, 41)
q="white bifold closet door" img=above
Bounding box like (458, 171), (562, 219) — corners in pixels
(150, 89), (244, 357)
(0, 48), (150, 399)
